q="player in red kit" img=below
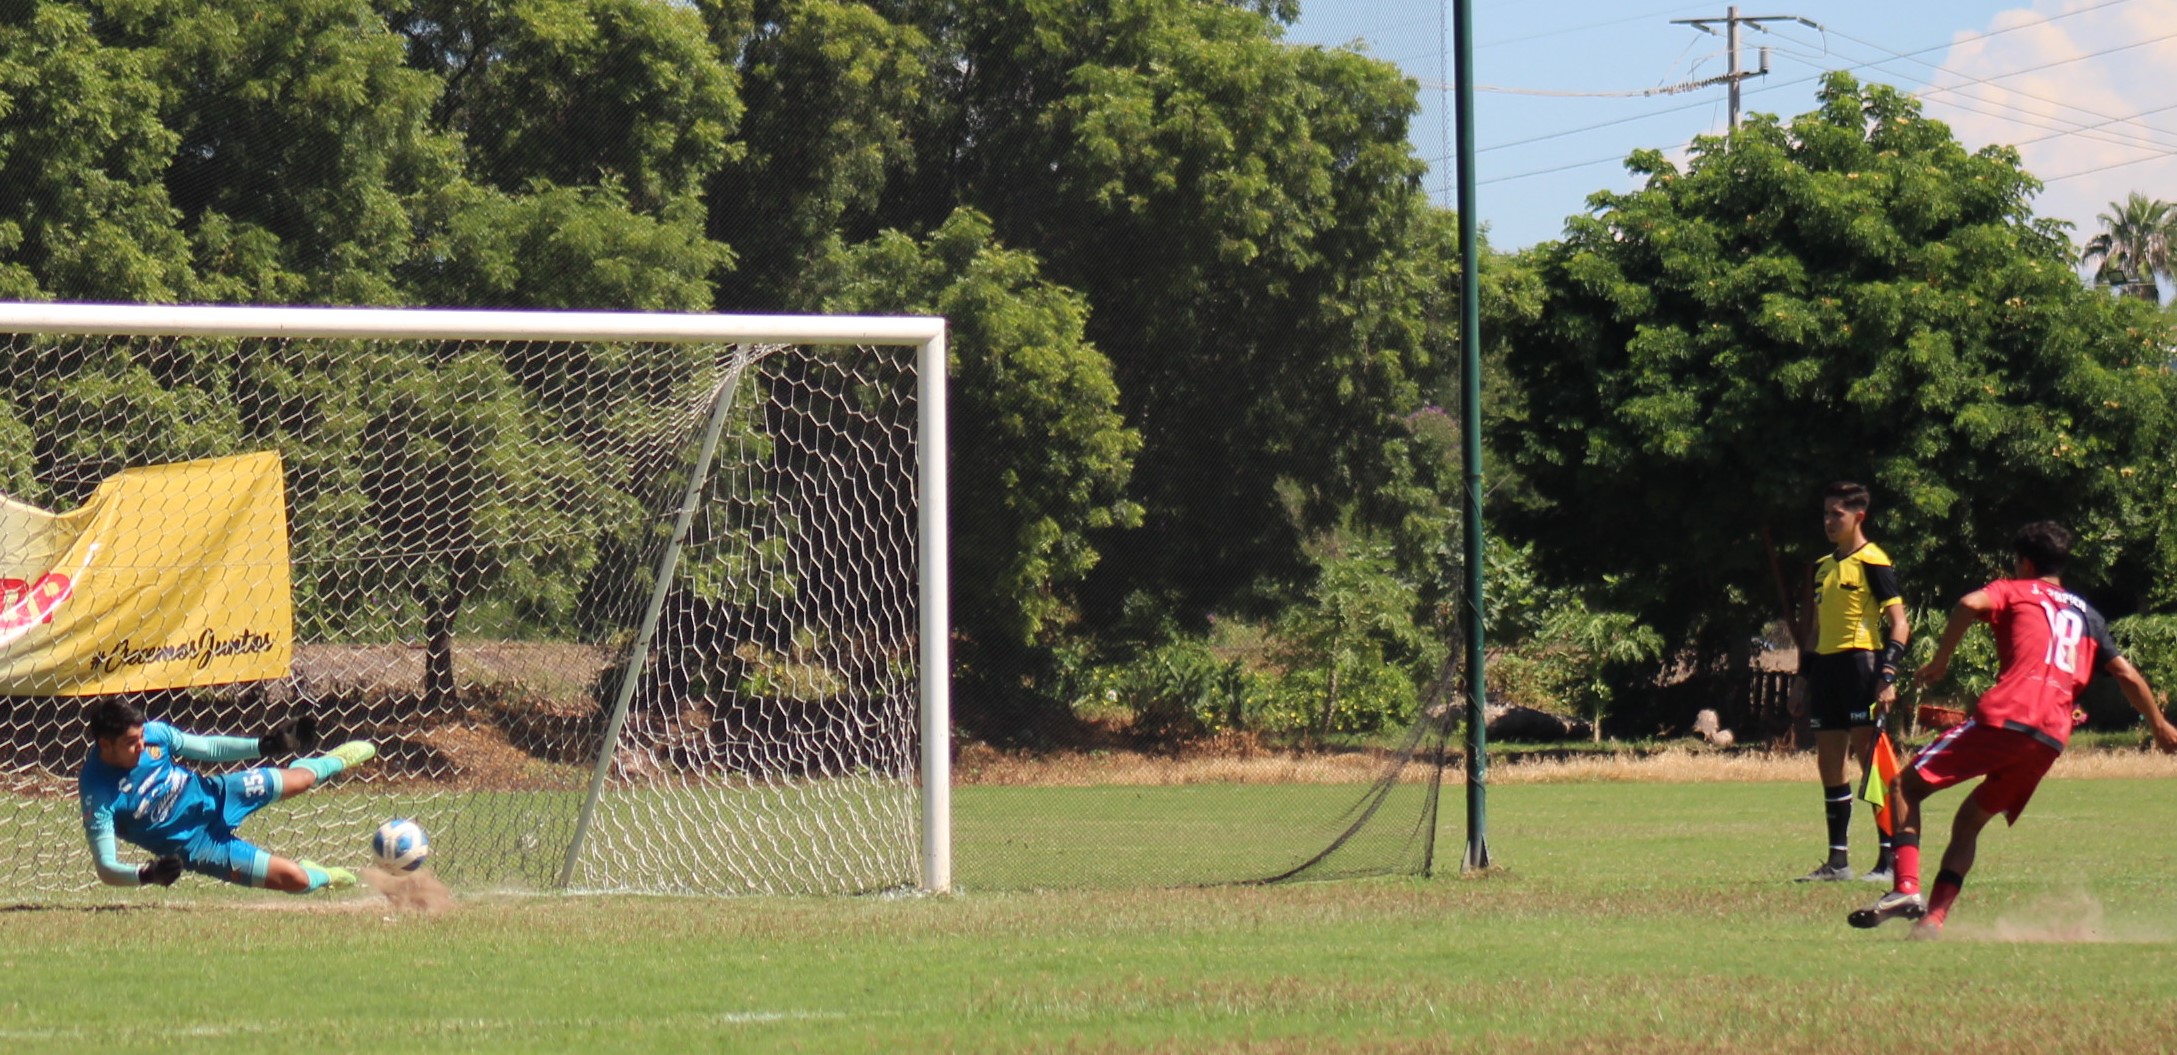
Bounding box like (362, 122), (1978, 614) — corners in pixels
(1849, 521), (2177, 936)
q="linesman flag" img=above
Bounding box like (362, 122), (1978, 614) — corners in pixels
(1859, 729), (1904, 836)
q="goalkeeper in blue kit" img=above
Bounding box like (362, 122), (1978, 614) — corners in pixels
(78, 698), (377, 893)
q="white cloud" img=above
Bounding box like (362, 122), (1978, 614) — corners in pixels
(1921, 1), (2177, 247)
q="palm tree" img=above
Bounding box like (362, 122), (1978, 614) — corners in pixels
(2081, 193), (2177, 302)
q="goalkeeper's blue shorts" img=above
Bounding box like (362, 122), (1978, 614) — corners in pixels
(178, 767), (285, 886)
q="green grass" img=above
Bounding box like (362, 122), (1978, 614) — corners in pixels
(8, 777), (2177, 1053)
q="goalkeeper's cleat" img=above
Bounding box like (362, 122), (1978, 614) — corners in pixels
(1794, 862), (1854, 883)
(1847, 889), (1926, 929)
(296, 861), (357, 891)
(326, 740), (377, 772)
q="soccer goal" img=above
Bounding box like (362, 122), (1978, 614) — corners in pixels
(0, 302), (949, 897)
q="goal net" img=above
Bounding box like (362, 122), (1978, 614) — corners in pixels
(0, 303), (949, 897)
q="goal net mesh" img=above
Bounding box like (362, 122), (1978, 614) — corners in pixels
(0, 325), (924, 897)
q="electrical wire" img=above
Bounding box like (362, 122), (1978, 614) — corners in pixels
(1470, 0), (2128, 156)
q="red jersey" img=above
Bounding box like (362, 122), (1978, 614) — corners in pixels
(1974, 578), (2122, 748)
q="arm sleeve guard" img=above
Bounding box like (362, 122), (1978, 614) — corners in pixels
(1879, 638), (1908, 678)
(171, 731), (263, 763)
(82, 804), (139, 887)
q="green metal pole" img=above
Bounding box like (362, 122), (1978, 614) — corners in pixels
(1453, 0), (1490, 873)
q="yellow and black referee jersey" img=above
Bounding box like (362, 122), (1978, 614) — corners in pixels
(1811, 542), (1904, 655)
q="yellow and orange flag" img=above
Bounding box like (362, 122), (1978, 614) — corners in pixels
(1859, 729), (1904, 836)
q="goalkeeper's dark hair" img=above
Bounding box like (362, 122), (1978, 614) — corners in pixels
(1822, 481), (1871, 516)
(2014, 520), (2073, 576)
(86, 698), (146, 741)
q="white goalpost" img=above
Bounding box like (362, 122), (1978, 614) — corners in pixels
(0, 302), (949, 896)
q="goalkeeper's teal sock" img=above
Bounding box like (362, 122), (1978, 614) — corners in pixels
(291, 860), (357, 894)
(295, 755), (342, 781)
(296, 741), (376, 781)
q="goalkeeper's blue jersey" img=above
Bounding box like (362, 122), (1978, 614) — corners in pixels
(78, 721), (225, 855)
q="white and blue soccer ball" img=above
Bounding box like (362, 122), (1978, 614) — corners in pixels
(371, 818), (430, 873)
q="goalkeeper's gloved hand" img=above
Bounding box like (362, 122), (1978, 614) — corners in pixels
(138, 855), (183, 887)
(258, 714), (321, 757)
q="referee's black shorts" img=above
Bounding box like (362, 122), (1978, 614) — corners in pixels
(1802, 649), (1879, 731)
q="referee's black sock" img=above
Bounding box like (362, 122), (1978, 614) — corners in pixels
(1824, 783), (1853, 869)
(1874, 826), (1895, 873)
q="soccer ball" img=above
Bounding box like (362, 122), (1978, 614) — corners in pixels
(371, 818), (430, 873)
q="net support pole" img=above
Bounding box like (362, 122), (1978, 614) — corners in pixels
(917, 328), (952, 894)
(558, 351), (751, 889)
(1453, 0), (1491, 874)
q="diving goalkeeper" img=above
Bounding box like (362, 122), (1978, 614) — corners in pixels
(78, 698), (376, 893)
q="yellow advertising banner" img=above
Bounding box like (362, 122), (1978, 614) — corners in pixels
(0, 451), (292, 695)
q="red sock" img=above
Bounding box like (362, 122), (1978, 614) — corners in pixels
(1894, 843), (1921, 895)
(1928, 872), (1963, 918)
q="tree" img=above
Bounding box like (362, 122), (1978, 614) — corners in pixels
(1270, 532), (1442, 741)
(811, 209), (1141, 742)
(137, 0), (460, 304)
(377, 0), (739, 213)
(703, 0), (926, 307)
(2081, 192), (2176, 302)
(0, 1), (193, 301)
(862, 0), (1459, 633)
(359, 349), (603, 710)
(1496, 76), (2177, 682)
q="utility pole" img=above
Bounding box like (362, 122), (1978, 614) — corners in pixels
(1671, 8), (1806, 128)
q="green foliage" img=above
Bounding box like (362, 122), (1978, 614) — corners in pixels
(384, 0), (739, 210)
(707, 0), (925, 306)
(148, 0), (457, 303)
(1103, 635), (1259, 741)
(2111, 614), (2177, 708)
(873, 0), (1460, 629)
(1498, 75), (2177, 670)
(1265, 533), (1443, 739)
(1482, 538), (1663, 737)
(0, 0), (1464, 747)
(812, 209), (1141, 740)
(410, 179), (728, 310)
(0, 1), (193, 300)
(1905, 602), (1998, 707)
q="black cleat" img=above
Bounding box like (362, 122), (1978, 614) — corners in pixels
(1794, 862), (1854, 883)
(1847, 890), (1926, 929)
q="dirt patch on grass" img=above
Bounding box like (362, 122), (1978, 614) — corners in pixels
(955, 741), (2177, 787)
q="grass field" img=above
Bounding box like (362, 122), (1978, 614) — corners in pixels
(8, 771), (2177, 1053)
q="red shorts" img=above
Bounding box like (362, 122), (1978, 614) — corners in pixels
(1906, 719), (2061, 824)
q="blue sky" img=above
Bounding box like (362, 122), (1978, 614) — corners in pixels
(1285, 0), (2177, 252)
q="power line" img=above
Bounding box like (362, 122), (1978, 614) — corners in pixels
(1777, 20), (2177, 148)
(1758, 43), (2177, 157)
(1478, 2), (1714, 50)
(1471, 0), (2127, 155)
